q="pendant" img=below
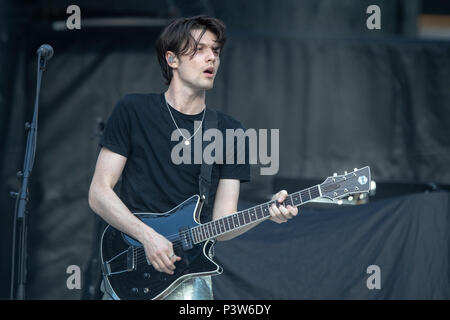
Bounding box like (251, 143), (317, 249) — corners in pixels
(184, 140), (190, 146)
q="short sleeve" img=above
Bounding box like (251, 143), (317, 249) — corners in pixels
(219, 119), (251, 183)
(100, 97), (131, 157)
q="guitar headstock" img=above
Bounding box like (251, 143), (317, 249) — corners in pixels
(319, 166), (371, 201)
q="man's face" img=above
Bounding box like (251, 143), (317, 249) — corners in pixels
(172, 29), (221, 91)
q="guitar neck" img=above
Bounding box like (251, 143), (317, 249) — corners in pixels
(190, 185), (321, 244)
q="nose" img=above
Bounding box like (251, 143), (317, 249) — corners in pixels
(205, 47), (216, 62)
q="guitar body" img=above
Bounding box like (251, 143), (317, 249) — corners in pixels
(100, 195), (222, 300)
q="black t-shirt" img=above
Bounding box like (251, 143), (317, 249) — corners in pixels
(100, 93), (250, 223)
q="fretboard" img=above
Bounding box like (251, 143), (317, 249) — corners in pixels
(190, 185), (321, 244)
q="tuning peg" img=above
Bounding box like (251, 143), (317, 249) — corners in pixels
(344, 171), (348, 175)
(354, 168), (358, 171)
(348, 196), (353, 201)
(333, 172), (337, 177)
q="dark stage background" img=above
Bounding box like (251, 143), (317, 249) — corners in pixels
(1, 0), (449, 299)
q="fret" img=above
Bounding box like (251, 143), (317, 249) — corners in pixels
(193, 227), (198, 243)
(210, 222), (215, 237)
(212, 222), (216, 237)
(204, 225), (209, 239)
(189, 229), (196, 244)
(198, 227), (205, 242)
(238, 212), (245, 226)
(262, 204), (270, 217)
(216, 219), (224, 236)
(216, 220), (222, 235)
(249, 208), (257, 222)
(291, 192), (301, 206)
(223, 216), (230, 232)
(212, 222), (217, 237)
(300, 189), (310, 202)
(200, 227), (206, 241)
(216, 220), (221, 234)
(241, 211), (247, 225)
(310, 185), (320, 199)
(207, 223), (213, 238)
(255, 206), (263, 219)
(234, 214), (241, 228)
(219, 219), (225, 233)
(286, 195), (294, 207)
(224, 216), (231, 231)
(243, 210), (250, 224)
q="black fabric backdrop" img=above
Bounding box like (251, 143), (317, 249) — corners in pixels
(213, 192), (450, 299)
(1, 0), (449, 299)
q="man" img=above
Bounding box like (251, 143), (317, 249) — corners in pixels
(88, 15), (298, 300)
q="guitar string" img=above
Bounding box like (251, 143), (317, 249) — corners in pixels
(131, 212), (277, 265)
(112, 179), (358, 270)
(130, 190), (302, 247)
(116, 188), (322, 270)
(131, 213), (274, 265)
(130, 189), (313, 262)
(119, 185), (332, 268)
(106, 177), (362, 273)
(111, 197), (288, 270)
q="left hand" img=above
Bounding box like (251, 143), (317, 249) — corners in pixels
(269, 190), (298, 224)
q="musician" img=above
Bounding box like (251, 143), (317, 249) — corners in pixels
(88, 15), (298, 300)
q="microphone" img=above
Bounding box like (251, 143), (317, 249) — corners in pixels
(37, 44), (54, 60)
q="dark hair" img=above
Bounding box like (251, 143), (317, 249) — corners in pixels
(156, 15), (227, 85)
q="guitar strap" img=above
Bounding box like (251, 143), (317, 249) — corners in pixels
(199, 107), (218, 208)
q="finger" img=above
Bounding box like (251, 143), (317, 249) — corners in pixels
(150, 257), (163, 272)
(272, 190), (287, 201)
(287, 205), (298, 216)
(168, 253), (182, 263)
(149, 252), (173, 274)
(279, 205), (293, 220)
(270, 203), (287, 222)
(269, 213), (284, 224)
(268, 205), (281, 223)
(270, 203), (281, 216)
(156, 256), (174, 275)
(160, 255), (176, 274)
(277, 190), (288, 202)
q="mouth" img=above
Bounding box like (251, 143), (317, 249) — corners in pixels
(203, 66), (215, 78)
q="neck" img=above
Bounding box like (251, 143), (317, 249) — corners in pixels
(165, 84), (206, 115)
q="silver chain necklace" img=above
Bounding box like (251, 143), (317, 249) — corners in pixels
(164, 97), (206, 146)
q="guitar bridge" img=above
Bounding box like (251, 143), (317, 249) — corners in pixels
(103, 246), (136, 276)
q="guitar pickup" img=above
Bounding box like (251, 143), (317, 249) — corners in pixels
(179, 227), (193, 251)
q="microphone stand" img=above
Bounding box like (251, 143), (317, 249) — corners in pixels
(10, 51), (49, 300)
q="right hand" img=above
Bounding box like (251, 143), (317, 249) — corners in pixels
(140, 228), (181, 275)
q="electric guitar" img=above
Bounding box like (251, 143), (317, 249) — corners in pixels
(100, 166), (371, 299)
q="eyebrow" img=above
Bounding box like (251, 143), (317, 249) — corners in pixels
(197, 42), (220, 48)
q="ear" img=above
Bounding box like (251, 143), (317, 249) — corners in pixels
(166, 51), (177, 68)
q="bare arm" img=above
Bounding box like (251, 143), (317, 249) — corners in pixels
(88, 147), (180, 274)
(212, 180), (298, 241)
